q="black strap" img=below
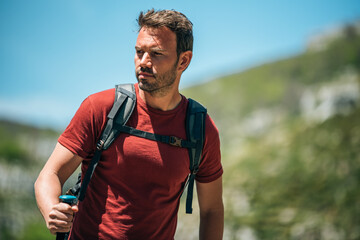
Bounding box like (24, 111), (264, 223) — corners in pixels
(78, 150), (102, 201)
(108, 93), (128, 120)
(96, 93), (128, 150)
(115, 125), (196, 148)
(100, 84), (136, 150)
(185, 99), (207, 214)
(185, 173), (196, 214)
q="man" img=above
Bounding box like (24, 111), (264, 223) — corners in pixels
(35, 9), (223, 240)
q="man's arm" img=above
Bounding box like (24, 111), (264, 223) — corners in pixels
(197, 176), (224, 240)
(34, 142), (83, 234)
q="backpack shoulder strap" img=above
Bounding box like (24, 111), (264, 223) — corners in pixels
(185, 98), (207, 214)
(78, 84), (136, 201)
(98, 84), (136, 150)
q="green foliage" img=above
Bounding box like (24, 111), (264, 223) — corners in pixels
(17, 222), (53, 240)
(0, 228), (14, 240)
(0, 119), (59, 239)
(0, 119), (58, 165)
(225, 108), (360, 239)
(0, 121), (30, 165)
(0, 137), (30, 165)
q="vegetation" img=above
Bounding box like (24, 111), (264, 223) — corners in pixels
(0, 119), (58, 240)
(0, 122), (31, 165)
(222, 109), (360, 239)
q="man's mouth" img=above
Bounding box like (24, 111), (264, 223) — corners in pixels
(138, 72), (154, 78)
(138, 68), (154, 79)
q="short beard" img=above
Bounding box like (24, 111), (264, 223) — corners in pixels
(136, 62), (178, 97)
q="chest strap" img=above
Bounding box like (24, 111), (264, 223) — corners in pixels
(115, 125), (197, 148)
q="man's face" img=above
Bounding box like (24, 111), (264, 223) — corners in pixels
(134, 27), (179, 95)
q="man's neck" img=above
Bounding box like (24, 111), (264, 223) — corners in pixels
(139, 85), (182, 111)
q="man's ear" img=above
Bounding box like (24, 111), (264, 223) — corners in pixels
(177, 51), (193, 72)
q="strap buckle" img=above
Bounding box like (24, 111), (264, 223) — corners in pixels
(96, 140), (105, 150)
(169, 136), (182, 147)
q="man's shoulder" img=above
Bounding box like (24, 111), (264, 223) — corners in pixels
(86, 88), (116, 109)
(88, 87), (116, 100)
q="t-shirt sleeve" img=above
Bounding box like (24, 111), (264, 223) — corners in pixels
(58, 90), (114, 159)
(195, 115), (223, 183)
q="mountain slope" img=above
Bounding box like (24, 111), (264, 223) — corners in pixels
(182, 22), (360, 134)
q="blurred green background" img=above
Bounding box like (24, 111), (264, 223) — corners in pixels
(1, 21), (360, 240)
(182, 22), (360, 240)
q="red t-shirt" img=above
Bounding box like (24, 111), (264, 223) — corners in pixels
(58, 84), (222, 240)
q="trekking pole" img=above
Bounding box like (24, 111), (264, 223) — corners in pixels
(56, 195), (77, 240)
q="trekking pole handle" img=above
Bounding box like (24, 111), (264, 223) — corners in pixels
(56, 195), (77, 240)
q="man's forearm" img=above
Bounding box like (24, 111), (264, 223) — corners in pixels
(35, 142), (83, 222)
(34, 172), (63, 222)
(199, 207), (224, 240)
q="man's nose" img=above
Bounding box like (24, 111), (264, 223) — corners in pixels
(140, 52), (152, 68)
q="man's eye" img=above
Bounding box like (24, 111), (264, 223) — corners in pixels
(153, 52), (162, 56)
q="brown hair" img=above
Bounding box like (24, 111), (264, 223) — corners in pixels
(137, 9), (193, 57)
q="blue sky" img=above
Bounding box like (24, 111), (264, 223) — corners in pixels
(1, 0), (359, 130)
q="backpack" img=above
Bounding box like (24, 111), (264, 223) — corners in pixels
(66, 84), (207, 214)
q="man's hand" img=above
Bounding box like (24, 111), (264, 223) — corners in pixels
(47, 202), (79, 235)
